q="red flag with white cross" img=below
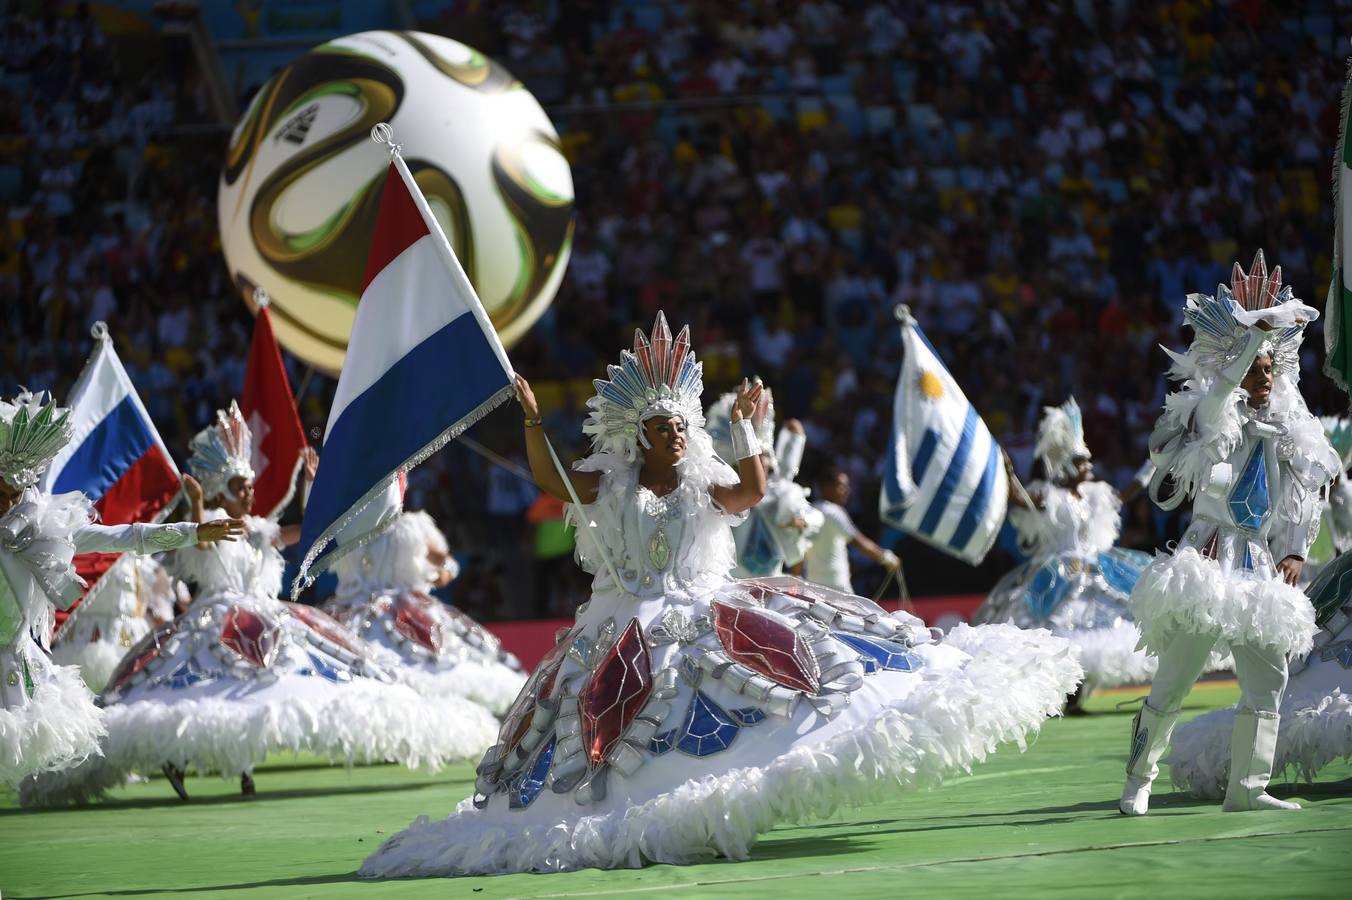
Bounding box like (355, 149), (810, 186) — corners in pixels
(240, 302), (307, 519)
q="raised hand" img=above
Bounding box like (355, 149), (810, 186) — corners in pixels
(731, 377), (764, 423)
(182, 474), (203, 505)
(198, 517), (246, 543)
(515, 373), (541, 421)
(302, 446), (319, 480)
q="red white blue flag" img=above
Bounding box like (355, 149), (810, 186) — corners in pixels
(293, 155), (515, 594)
(41, 323), (182, 624)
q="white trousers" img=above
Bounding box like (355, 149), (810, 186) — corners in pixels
(1146, 630), (1287, 715)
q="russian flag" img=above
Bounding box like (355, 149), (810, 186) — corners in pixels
(879, 308), (1008, 565)
(41, 324), (182, 625)
(293, 152), (516, 593)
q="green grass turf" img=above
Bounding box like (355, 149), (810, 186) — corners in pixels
(2, 681), (1349, 899)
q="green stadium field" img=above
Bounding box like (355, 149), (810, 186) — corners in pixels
(3, 682), (1349, 899)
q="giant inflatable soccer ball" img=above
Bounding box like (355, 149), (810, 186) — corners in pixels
(218, 31), (574, 374)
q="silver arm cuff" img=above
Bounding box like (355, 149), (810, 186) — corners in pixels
(730, 419), (761, 460)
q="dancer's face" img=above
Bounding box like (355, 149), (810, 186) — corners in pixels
(1242, 353), (1273, 408)
(217, 476), (255, 518)
(1071, 455), (1093, 485)
(822, 470), (850, 505)
(0, 478), (21, 518)
(642, 416), (687, 467)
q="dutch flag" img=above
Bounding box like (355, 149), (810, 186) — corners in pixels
(41, 324), (183, 620)
(879, 309), (1008, 565)
(293, 151), (516, 593)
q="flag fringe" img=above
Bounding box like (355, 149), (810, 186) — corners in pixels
(1324, 55), (1352, 395)
(289, 382), (516, 598)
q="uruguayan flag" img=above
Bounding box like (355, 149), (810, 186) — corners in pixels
(879, 308), (1007, 564)
(293, 150), (516, 594)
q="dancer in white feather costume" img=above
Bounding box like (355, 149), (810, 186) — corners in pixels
(360, 313), (1081, 877)
(973, 399), (1196, 707)
(324, 506), (525, 715)
(23, 402), (497, 804)
(1119, 252), (1340, 816)
(51, 556), (182, 693)
(1, 392), (242, 787)
(704, 384), (822, 578)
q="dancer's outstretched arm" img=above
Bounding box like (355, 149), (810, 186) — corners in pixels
(515, 374), (601, 504)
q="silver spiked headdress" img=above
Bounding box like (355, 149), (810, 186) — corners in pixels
(583, 312), (705, 463)
(0, 391), (73, 489)
(1171, 250), (1315, 380)
(706, 380), (775, 469)
(187, 400), (255, 500)
(1034, 397), (1090, 482)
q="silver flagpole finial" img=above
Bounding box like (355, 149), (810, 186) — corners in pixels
(254, 286), (271, 309)
(90, 321), (110, 341)
(893, 303), (915, 324)
(370, 122), (401, 158)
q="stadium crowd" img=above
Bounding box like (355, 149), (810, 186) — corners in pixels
(1, 0), (1348, 615)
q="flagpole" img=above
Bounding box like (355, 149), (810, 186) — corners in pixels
(368, 123), (629, 596)
(294, 366), (316, 405)
(458, 434), (536, 484)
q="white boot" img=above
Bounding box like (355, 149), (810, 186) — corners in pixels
(1119, 701), (1180, 816)
(1222, 709), (1300, 812)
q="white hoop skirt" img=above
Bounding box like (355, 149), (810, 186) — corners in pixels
(325, 590), (525, 716)
(21, 595), (498, 805)
(360, 576), (1081, 876)
(974, 547), (1163, 692)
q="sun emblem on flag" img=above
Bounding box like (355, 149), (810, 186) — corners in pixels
(917, 370), (944, 400)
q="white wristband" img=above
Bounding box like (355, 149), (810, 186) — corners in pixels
(730, 418), (761, 460)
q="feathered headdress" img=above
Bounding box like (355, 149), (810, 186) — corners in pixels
(187, 400), (255, 500)
(1167, 250), (1316, 382)
(0, 391), (73, 489)
(706, 380), (775, 469)
(1035, 397), (1090, 481)
(583, 312), (705, 462)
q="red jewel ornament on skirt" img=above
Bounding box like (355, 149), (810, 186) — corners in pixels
(108, 620), (177, 692)
(498, 627), (575, 758)
(580, 618), (653, 767)
(286, 602), (363, 656)
(219, 606), (281, 667)
(746, 575), (880, 621)
(394, 594), (445, 655)
(713, 600), (821, 693)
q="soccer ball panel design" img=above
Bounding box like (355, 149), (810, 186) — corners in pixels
(218, 30), (574, 374)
